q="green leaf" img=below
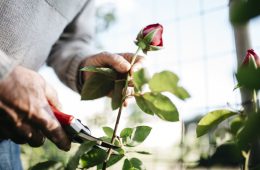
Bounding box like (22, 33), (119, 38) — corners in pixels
(174, 86), (191, 100)
(114, 148), (125, 155)
(120, 128), (134, 145)
(103, 127), (114, 138)
(81, 73), (114, 100)
(80, 66), (117, 79)
(196, 109), (237, 137)
(120, 126), (152, 147)
(237, 113), (260, 151)
(135, 95), (154, 115)
(135, 151), (151, 155)
(149, 71), (179, 89)
(123, 159), (132, 170)
(142, 92), (179, 122)
(65, 141), (96, 170)
(129, 126), (152, 146)
(97, 154), (124, 169)
(112, 80), (125, 110)
(230, 116), (244, 135)
(123, 158), (145, 170)
(80, 148), (107, 168)
(126, 126), (152, 147)
(130, 158), (145, 170)
(120, 128), (134, 138)
(149, 71), (190, 100)
(107, 154), (125, 167)
(236, 66), (260, 90)
(133, 68), (150, 92)
(29, 161), (61, 170)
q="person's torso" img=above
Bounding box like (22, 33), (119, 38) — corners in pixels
(0, 0), (86, 70)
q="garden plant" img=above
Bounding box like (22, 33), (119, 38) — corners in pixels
(196, 49), (260, 170)
(29, 23), (190, 170)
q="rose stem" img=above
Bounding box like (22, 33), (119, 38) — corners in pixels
(102, 47), (141, 170)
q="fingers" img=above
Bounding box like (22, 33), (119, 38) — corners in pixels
(0, 111), (45, 147)
(82, 52), (145, 80)
(0, 66), (70, 151)
(0, 99), (71, 150)
(45, 83), (61, 110)
(7, 124), (45, 147)
(85, 52), (131, 73)
(31, 105), (71, 151)
(15, 123), (45, 147)
(119, 53), (145, 75)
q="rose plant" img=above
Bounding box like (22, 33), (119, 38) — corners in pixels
(76, 23), (189, 170)
(196, 49), (260, 170)
(29, 23), (189, 170)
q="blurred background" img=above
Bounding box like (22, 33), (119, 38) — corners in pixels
(21, 0), (260, 169)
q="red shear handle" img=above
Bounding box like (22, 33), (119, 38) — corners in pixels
(49, 104), (74, 126)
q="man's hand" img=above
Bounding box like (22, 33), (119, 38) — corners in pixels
(0, 66), (71, 151)
(81, 52), (144, 104)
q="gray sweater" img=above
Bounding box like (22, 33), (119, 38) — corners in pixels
(0, 0), (95, 92)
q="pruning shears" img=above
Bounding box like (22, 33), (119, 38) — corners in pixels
(49, 104), (119, 149)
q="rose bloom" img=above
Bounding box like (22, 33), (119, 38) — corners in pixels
(242, 49), (260, 67)
(135, 23), (163, 53)
(141, 23), (163, 47)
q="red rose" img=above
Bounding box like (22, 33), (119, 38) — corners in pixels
(135, 23), (163, 54)
(242, 49), (260, 67)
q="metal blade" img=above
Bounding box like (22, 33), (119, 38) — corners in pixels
(99, 141), (120, 149)
(78, 132), (119, 149)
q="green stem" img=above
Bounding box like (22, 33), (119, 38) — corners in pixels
(253, 90), (258, 113)
(102, 47), (141, 170)
(245, 90), (258, 170)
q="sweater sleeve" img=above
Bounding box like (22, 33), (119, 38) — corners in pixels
(0, 50), (17, 81)
(47, 0), (96, 92)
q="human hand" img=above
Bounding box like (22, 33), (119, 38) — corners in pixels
(81, 52), (145, 105)
(0, 66), (71, 151)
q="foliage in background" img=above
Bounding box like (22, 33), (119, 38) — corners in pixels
(21, 140), (70, 170)
(196, 49), (260, 170)
(95, 3), (116, 33)
(195, 1), (260, 168)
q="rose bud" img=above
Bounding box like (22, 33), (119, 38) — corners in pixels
(242, 49), (260, 68)
(135, 23), (163, 54)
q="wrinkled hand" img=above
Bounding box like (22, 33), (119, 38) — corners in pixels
(0, 66), (71, 151)
(81, 52), (145, 105)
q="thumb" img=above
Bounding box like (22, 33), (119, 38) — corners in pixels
(45, 83), (62, 110)
(84, 52), (131, 73)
